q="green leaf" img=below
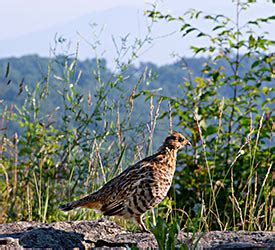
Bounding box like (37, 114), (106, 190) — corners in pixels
(205, 125), (218, 136)
(5, 62), (10, 78)
(180, 23), (190, 31)
(213, 25), (224, 31)
(262, 87), (269, 95)
(197, 32), (206, 37)
(251, 60), (260, 68)
(248, 35), (255, 47)
(191, 46), (206, 54)
(183, 28), (197, 36)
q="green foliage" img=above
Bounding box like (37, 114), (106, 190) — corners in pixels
(146, 0), (274, 232)
(150, 216), (181, 250)
(0, 40), (154, 223)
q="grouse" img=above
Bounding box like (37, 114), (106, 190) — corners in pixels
(59, 131), (191, 231)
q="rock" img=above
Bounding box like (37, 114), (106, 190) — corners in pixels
(0, 219), (274, 249)
(0, 237), (21, 248)
(190, 231), (275, 249)
(0, 218), (156, 249)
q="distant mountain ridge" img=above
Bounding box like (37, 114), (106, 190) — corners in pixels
(0, 54), (272, 105)
(0, 6), (185, 66)
(0, 54), (273, 147)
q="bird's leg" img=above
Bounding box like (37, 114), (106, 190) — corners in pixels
(135, 216), (150, 233)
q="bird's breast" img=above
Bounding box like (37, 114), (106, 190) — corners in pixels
(149, 159), (176, 204)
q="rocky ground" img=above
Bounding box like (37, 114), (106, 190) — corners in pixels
(0, 219), (274, 249)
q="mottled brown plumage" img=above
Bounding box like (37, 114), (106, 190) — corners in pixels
(59, 131), (191, 231)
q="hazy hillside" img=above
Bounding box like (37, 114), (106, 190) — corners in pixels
(1, 54), (272, 102)
(1, 54), (273, 146)
(0, 54), (200, 111)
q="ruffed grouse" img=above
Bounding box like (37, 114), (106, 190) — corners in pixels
(59, 131), (191, 231)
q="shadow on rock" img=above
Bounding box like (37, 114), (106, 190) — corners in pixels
(0, 227), (85, 249)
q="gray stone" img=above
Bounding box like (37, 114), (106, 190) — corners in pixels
(0, 219), (274, 249)
(0, 219), (156, 249)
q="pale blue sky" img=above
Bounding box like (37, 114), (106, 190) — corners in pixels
(0, 0), (143, 40)
(0, 0), (274, 65)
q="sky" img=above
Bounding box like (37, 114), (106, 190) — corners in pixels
(0, 0), (274, 65)
(0, 0), (142, 40)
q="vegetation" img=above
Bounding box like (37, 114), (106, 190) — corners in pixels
(0, 0), (274, 248)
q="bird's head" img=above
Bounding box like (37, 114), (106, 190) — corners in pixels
(162, 131), (191, 150)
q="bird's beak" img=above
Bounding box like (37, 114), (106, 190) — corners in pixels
(186, 140), (192, 146)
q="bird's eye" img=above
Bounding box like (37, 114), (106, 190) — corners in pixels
(178, 137), (184, 142)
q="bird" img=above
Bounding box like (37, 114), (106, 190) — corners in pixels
(59, 131), (191, 231)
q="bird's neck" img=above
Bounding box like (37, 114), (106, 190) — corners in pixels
(157, 146), (178, 163)
(155, 146), (178, 175)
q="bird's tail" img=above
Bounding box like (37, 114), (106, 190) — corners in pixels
(59, 194), (101, 211)
(59, 200), (82, 211)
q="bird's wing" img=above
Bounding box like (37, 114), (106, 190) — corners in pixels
(97, 160), (155, 214)
(101, 200), (126, 216)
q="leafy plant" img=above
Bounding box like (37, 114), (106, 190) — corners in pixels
(146, 0), (274, 231)
(0, 23), (155, 223)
